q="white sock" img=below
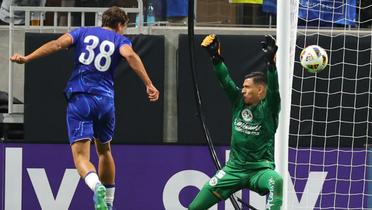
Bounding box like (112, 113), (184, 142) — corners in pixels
(105, 185), (115, 205)
(84, 172), (101, 192)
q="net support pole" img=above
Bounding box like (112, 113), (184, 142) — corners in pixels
(276, 1), (291, 209)
(8, 6), (14, 114)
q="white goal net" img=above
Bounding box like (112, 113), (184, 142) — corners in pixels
(289, 0), (372, 209)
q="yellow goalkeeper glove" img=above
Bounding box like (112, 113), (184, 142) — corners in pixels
(201, 34), (223, 64)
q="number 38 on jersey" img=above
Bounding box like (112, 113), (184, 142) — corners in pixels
(78, 35), (115, 72)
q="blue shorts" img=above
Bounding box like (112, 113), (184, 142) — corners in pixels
(66, 94), (115, 144)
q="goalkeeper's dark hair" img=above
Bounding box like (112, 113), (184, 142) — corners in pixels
(102, 6), (129, 28)
(244, 71), (267, 85)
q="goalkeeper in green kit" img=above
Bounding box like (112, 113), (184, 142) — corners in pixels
(188, 34), (283, 210)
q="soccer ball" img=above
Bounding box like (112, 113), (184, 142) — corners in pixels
(300, 45), (328, 73)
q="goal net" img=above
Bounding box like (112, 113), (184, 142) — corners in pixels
(289, 0), (372, 209)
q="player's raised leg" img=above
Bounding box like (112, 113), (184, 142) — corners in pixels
(95, 140), (116, 209)
(71, 140), (107, 210)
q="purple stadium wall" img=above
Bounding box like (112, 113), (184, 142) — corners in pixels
(0, 144), (369, 210)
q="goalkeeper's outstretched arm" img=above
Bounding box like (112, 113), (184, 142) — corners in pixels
(201, 34), (240, 103)
(261, 35), (281, 118)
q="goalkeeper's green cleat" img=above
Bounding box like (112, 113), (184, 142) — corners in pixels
(94, 184), (108, 210)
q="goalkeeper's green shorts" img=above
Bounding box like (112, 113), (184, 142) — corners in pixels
(189, 163), (283, 210)
(206, 164), (279, 198)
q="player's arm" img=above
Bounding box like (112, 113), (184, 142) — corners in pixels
(119, 44), (159, 102)
(201, 34), (240, 103)
(266, 65), (280, 116)
(10, 33), (73, 64)
(261, 35), (280, 115)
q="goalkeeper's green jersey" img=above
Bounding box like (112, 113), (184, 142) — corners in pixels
(213, 62), (280, 169)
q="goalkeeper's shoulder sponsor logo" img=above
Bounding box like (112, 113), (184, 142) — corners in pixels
(241, 108), (253, 122)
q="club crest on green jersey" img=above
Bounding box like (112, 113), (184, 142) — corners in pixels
(241, 108), (253, 122)
(209, 177), (218, 186)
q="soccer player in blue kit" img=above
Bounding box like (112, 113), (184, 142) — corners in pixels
(10, 6), (159, 210)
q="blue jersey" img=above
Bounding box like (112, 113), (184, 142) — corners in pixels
(65, 27), (132, 99)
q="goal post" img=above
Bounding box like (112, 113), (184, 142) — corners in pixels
(276, 1), (299, 210)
